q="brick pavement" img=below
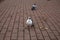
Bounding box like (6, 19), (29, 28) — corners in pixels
(0, 0), (60, 40)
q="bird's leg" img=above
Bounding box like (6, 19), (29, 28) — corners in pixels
(31, 7), (35, 10)
(31, 24), (34, 28)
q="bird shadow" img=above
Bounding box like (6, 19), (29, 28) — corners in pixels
(24, 24), (35, 30)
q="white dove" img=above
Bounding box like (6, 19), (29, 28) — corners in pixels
(26, 17), (34, 27)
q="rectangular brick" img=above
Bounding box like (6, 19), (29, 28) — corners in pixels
(44, 37), (50, 40)
(46, 29), (52, 32)
(42, 31), (48, 37)
(3, 25), (8, 29)
(13, 24), (18, 29)
(56, 36), (60, 40)
(0, 34), (4, 40)
(31, 37), (37, 40)
(6, 32), (11, 37)
(11, 34), (17, 39)
(35, 28), (41, 34)
(13, 29), (18, 33)
(37, 34), (44, 39)
(1, 29), (6, 34)
(53, 31), (59, 36)
(18, 32), (23, 37)
(5, 36), (10, 40)
(18, 37), (23, 40)
(48, 32), (56, 39)
(24, 33), (30, 39)
(8, 26), (13, 30)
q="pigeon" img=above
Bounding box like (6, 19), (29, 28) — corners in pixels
(26, 17), (34, 27)
(31, 4), (36, 10)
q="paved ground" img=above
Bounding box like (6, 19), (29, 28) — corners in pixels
(0, 0), (60, 40)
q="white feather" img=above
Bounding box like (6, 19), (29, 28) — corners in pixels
(32, 5), (36, 8)
(26, 19), (33, 26)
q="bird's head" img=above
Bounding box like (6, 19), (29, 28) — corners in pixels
(34, 4), (36, 5)
(28, 17), (31, 19)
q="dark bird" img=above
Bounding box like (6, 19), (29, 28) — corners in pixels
(31, 4), (36, 10)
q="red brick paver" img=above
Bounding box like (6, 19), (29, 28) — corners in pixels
(0, 0), (60, 40)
